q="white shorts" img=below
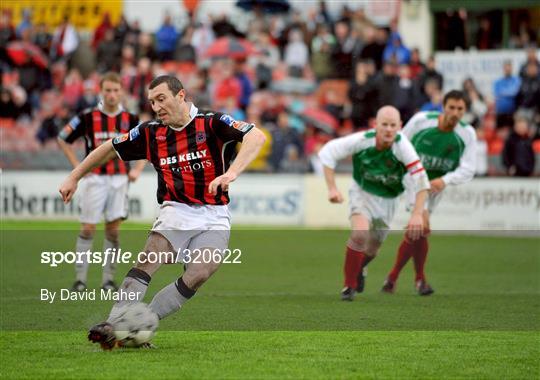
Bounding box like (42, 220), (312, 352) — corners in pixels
(79, 174), (129, 224)
(349, 183), (398, 242)
(151, 201), (231, 262)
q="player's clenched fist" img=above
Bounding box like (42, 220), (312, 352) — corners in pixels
(406, 212), (424, 241)
(59, 176), (78, 204)
(208, 172), (237, 195)
(328, 188), (344, 204)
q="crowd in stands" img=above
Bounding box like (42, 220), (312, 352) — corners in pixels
(1, 3), (539, 176)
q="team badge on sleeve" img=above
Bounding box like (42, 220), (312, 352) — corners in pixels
(69, 116), (81, 129)
(129, 126), (140, 141)
(113, 133), (129, 144)
(220, 114), (235, 127)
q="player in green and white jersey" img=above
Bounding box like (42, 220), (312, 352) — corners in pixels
(319, 106), (430, 301)
(383, 90), (477, 296)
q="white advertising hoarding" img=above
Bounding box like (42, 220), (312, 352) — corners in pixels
(435, 49), (540, 102)
(0, 171), (304, 226)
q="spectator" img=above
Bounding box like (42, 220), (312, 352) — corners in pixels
(174, 25), (196, 63)
(50, 16), (79, 63)
(92, 13), (112, 49)
(16, 8), (32, 39)
(516, 62), (540, 123)
(114, 14), (131, 46)
(348, 60), (375, 129)
(33, 22), (52, 56)
(76, 80), (98, 113)
(383, 31), (411, 65)
(213, 59), (242, 108)
(96, 29), (120, 73)
(135, 32), (157, 62)
(191, 19), (215, 60)
(510, 17), (537, 49)
(418, 56), (443, 97)
(128, 57), (153, 113)
(331, 20), (355, 79)
(62, 68), (83, 109)
(155, 15), (178, 61)
(0, 11), (15, 57)
(360, 27), (386, 70)
(446, 9), (467, 50)
(408, 48), (425, 79)
(503, 117), (535, 177)
(284, 29), (309, 77)
(519, 47), (540, 78)
(211, 14), (237, 38)
(494, 60), (521, 129)
(462, 77), (487, 128)
(311, 23), (336, 81)
(394, 64), (417, 123)
(270, 111), (303, 171)
(420, 79), (443, 112)
(36, 102), (70, 145)
(372, 62), (399, 109)
(234, 59), (253, 112)
(314, 0), (332, 26)
(250, 31), (280, 89)
(0, 87), (18, 119)
(476, 17), (497, 50)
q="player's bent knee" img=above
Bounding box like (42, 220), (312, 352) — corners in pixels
(80, 224), (96, 239)
(348, 230), (368, 251)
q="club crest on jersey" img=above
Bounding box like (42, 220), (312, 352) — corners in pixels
(196, 131), (206, 143)
(220, 113), (235, 127)
(113, 133), (129, 144)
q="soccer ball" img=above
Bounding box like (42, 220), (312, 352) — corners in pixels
(111, 302), (159, 347)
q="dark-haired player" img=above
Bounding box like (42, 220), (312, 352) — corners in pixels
(382, 90), (477, 295)
(59, 75), (266, 349)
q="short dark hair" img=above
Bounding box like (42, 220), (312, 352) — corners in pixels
(148, 75), (184, 95)
(443, 90), (467, 106)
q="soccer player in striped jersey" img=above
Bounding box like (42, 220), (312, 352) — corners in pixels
(57, 72), (144, 293)
(383, 90), (477, 296)
(59, 75), (266, 349)
(319, 106), (430, 301)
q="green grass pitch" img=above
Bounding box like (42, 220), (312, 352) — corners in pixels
(1, 220), (539, 379)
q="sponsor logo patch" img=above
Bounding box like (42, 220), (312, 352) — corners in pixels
(113, 133), (129, 144)
(59, 125), (73, 139)
(129, 127), (140, 141)
(156, 135), (167, 141)
(232, 121), (252, 133)
(69, 116), (80, 129)
(220, 113), (235, 127)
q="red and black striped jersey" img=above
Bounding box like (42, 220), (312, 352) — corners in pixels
(59, 105), (139, 175)
(112, 106), (253, 205)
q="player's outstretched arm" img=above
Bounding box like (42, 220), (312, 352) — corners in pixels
(208, 127), (266, 195)
(406, 189), (427, 241)
(59, 140), (117, 203)
(322, 165), (344, 203)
